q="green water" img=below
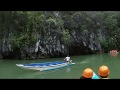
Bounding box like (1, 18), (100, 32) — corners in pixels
(0, 53), (119, 79)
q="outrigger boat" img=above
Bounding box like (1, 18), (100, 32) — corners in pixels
(16, 61), (75, 71)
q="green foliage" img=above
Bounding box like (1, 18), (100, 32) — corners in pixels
(1, 11), (120, 59)
(60, 29), (70, 45)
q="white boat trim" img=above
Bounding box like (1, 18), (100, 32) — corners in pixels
(16, 62), (75, 71)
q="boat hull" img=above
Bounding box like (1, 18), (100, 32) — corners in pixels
(92, 72), (100, 79)
(16, 62), (75, 71)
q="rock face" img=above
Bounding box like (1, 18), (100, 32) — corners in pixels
(0, 28), (105, 59)
(1, 11), (112, 59)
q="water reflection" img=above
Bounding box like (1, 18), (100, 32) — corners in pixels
(110, 53), (118, 57)
(66, 67), (71, 72)
(1, 53), (120, 79)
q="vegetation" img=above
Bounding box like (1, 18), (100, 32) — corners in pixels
(0, 11), (120, 60)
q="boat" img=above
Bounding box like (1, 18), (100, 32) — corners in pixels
(16, 61), (75, 71)
(92, 72), (100, 79)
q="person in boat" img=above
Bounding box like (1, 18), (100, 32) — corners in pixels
(98, 65), (110, 79)
(64, 55), (72, 63)
(80, 68), (93, 79)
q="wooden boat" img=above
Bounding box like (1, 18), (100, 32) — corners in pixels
(16, 61), (75, 71)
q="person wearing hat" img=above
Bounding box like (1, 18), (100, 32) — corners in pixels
(80, 68), (93, 79)
(98, 65), (110, 79)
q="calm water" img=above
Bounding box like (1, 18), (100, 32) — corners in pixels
(0, 53), (120, 79)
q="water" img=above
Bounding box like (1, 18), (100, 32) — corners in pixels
(0, 53), (119, 79)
